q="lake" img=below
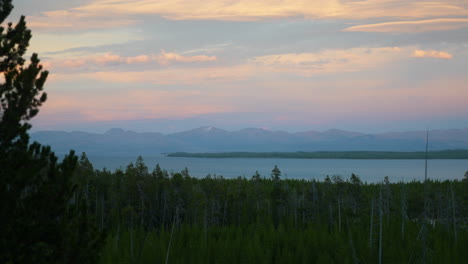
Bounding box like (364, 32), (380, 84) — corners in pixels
(86, 156), (468, 183)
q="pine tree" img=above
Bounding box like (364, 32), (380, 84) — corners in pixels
(0, 1), (104, 262)
(271, 165), (281, 181)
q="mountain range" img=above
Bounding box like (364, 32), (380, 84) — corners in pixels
(30, 127), (468, 156)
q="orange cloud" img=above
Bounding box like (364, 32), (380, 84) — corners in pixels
(75, 0), (468, 20)
(343, 18), (468, 33)
(411, 49), (453, 59)
(27, 10), (137, 31)
(27, 0), (468, 31)
(46, 51), (217, 69)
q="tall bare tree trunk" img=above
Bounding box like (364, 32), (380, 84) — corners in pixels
(267, 200), (270, 217)
(162, 194), (167, 227)
(204, 206), (208, 245)
(401, 182), (406, 240)
(369, 199), (374, 249)
(294, 196), (298, 228)
(421, 130), (430, 264)
(256, 200), (260, 219)
(312, 182), (317, 219)
(115, 224), (120, 251)
(101, 195), (104, 230)
(165, 207), (178, 264)
(347, 218), (359, 264)
(141, 191), (144, 226)
(95, 190), (98, 215)
(338, 199), (342, 233)
(130, 210), (134, 261)
(302, 192), (305, 226)
(223, 199), (228, 225)
(85, 180), (89, 214)
(379, 186), (383, 264)
(450, 182), (457, 243)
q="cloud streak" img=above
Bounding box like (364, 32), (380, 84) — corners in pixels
(343, 18), (468, 33)
(251, 47), (403, 75)
(47, 45), (458, 89)
(158, 51), (217, 65)
(48, 46), (407, 85)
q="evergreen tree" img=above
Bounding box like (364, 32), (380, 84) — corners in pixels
(0, 1), (103, 262)
(252, 170), (261, 181)
(271, 165), (281, 181)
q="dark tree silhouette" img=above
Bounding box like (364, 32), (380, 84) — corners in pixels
(271, 165), (281, 181)
(0, 1), (103, 262)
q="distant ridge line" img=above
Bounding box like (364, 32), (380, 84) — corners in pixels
(30, 127), (468, 156)
(167, 150), (468, 160)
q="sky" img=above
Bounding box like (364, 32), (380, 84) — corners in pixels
(8, 0), (468, 134)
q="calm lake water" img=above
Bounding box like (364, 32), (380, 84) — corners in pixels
(87, 156), (468, 183)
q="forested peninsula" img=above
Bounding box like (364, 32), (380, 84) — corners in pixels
(168, 149), (468, 159)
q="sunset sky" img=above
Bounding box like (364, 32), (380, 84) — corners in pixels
(10, 0), (468, 133)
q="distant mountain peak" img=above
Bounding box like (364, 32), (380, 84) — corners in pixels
(170, 126), (228, 137)
(323, 129), (364, 137)
(241, 127), (272, 131)
(325, 128), (347, 133)
(105, 128), (125, 134)
(202, 126), (215, 132)
(192, 126), (225, 133)
(105, 128), (136, 135)
(239, 127), (268, 132)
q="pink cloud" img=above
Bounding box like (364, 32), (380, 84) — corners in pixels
(411, 49), (453, 59)
(62, 60), (86, 68)
(158, 50), (217, 65)
(77, 64), (254, 85)
(93, 53), (122, 64)
(251, 47), (404, 75)
(125, 55), (151, 64)
(40, 61), (53, 69)
(48, 46), (406, 85)
(47, 45), (458, 88)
